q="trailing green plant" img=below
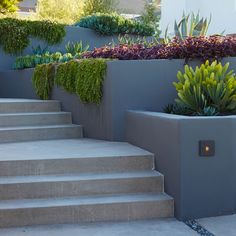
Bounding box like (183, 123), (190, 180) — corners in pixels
(0, 18), (65, 54)
(165, 60), (236, 116)
(32, 59), (107, 104)
(76, 13), (155, 36)
(65, 41), (89, 58)
(75, 59), (107, 104)
(32, 63), (55, 100)
(54, 60), (78, 93)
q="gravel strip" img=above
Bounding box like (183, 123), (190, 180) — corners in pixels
(185, 220), (215, 236)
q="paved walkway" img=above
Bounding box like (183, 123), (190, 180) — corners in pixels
(198, 214), (236, 236)
(0, 219), (197, 236)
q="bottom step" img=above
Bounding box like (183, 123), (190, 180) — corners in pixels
(0, 193), (173, 228)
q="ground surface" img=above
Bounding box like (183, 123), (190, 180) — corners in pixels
(0, 219), (197, 236)
(198, 214), (236, 236)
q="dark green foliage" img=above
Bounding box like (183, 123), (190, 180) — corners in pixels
(54, 61), (78, 93)
(140, 1), (161, 37)
(32, 63), (55, 100)
(65, 41), (89, 58)
(0, 18), (65, 54)
(165, 60), (236, 116)
(75, 59), (107, 104)
(0, 0), (21, 14)
(32, 59), (107, 104)
(76, 13), (155, 36)
(82, 0), (117, 16)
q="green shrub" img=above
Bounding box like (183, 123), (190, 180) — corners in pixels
(32, 59), (107, 104)
(0, 18), (65, 54)
(0, 0), (21, 14)
(35, 0), (83, 24)
(32, 63), (55, 100)
(165, 60), (236, 116)
(76, 13), (155, 36)
(82, 0), (118, 16)
(140, 1), (161, 37)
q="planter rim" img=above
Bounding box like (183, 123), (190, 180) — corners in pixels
(128, 110), (236, 120)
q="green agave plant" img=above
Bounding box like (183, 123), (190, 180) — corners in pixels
(166, 60), (236, 116)
(174, 12), (211, 40)
(163, 11), (211, 43)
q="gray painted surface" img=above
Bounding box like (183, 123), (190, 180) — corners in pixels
(0, 219), (198, 236)
(0, 26), (118, 71)
(126, 111), (236, 220)
(2, 58), (236, 140)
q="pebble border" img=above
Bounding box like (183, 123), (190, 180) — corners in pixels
(184, 219), (215, 236)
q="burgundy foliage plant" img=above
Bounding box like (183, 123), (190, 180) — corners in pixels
(83, 36), (236, 61)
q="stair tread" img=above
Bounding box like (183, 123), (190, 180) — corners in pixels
(0, 99), (59, 103)
(0, 139), (152, 161)
(0, 112), (70, 116)
(0, 193), (173, 209)
(0, 124), (81, 130)
(0, 171), (162, 184)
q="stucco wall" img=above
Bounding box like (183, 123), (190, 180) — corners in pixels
(161, 0), (235, 36)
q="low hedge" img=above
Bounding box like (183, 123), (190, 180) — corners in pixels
(83, 36), (236, 61)
(76, 13), (155, 36)
(0, 18), (65, 54)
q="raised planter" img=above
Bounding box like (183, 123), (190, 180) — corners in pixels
(1, 58), (236, 141)
(0, 26), (119, 71)
(126, 111), (236, 220)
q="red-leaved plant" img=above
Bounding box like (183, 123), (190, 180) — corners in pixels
(83, 36), (236, 61)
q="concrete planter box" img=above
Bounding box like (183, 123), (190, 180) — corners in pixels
(126, 111), (236, 220)
(0, 26), (121, 71)
(1, 58), (236, 141)
(0, 59), (185, 140)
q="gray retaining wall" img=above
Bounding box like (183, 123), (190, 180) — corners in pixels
(0, 26), (118, 71)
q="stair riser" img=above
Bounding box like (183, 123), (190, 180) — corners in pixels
(0, 156), (154, 176)
(0, 102), (61, 113)
(0, 113), (72, 127)
(0, 127), (83, 143)
(0, 200), (174, 228)
(0, 177), (163, 200)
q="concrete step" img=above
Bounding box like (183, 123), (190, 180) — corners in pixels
(0, 125), (83, 143)
(0, 193), (174, 228)
(0, 171), (163, 200)
(0, 112), (72, 127)
(0, 99), (61, 113)
(0, 139), (154, 176)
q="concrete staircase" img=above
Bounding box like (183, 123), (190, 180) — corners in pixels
(0, 99), (173, 228)
(0, 99), (83, 143)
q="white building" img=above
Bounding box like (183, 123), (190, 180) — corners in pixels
(161, 0), (236, 36)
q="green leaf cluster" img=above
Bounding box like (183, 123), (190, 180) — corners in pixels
(0, 0), (21, 14)
(82, 0), (118, 17)
(166, 60), (236, 116)
(32, 59), (107, 104)
(14, 41), (89, 69)
(76, 13), (155, 36)
(0, 18), (65, 54)
(32, 63), (55, 100)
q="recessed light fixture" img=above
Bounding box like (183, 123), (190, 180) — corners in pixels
(199, 140), (215, 157)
